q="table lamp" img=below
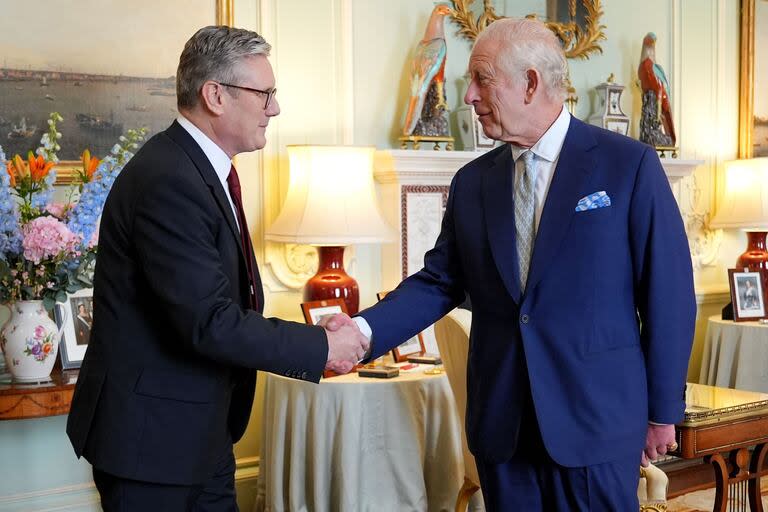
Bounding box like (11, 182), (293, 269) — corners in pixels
(265, 145), (393, 314)
(710, 158), (768, 269)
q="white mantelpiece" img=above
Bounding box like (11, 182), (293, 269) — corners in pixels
(375, 149), (701, 188)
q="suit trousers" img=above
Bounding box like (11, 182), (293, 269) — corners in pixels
(476, 405), (640, 511)
(93, 443), (238, 512)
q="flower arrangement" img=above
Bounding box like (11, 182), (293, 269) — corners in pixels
(0, 112), (146, 310)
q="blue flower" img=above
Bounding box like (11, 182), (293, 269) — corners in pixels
(67, 156), (124, 248)
(0, 144), (22, 260)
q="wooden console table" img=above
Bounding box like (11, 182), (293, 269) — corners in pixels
(0, 370), (78, 420)
(670, 383), (768, 512)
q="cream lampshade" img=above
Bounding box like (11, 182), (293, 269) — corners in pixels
(710, 158), (768, 269)
(265, 145), (393, 314)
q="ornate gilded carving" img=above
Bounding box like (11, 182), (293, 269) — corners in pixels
(448, 0), (606, 60)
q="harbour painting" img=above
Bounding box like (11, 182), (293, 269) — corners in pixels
(0, 0), (216, 161)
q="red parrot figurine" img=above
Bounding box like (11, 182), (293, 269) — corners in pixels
(638, 32), (677, 146)
(402, 4), (452, 137)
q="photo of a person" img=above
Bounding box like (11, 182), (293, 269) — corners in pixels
(72, 298), (94, 346)
(741, 278), (760, 310)
(731, 270), (767, 320)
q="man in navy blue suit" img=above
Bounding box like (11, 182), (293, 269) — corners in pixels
(327, 17), (695, 510)
(67, 26), (368, 510)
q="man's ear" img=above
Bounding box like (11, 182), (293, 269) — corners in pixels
(524, 69), (540, 104)
(199, 81), (226, 116)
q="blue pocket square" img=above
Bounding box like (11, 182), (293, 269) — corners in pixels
(575, 191), (611, 211)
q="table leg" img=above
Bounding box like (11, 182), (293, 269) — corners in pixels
(706, 452), (729, 512)
(748, 443), (767, 512)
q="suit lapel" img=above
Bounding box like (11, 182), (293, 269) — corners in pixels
(524, 118), (597, 294)
(482, 145), (522, 304)
(164, 121), (244, 263)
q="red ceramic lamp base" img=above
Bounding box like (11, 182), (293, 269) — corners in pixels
(303, 246), (360, 315)
(736, 231), (768, 271)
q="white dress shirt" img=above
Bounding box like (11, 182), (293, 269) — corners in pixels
(508, 105), (571, 233)
(176, 115), (240, 231)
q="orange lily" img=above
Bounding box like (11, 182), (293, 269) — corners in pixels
(27, 151), (55, 182)
(80, 149), (100, 181)
(5, 161), (16, 187)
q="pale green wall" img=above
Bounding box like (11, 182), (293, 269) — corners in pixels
(0, 1), (745, 510)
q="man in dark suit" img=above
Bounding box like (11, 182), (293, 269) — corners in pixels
(328, 17), (695, 510)
(67, 26), (368, 511)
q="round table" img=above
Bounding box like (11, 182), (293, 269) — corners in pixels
(699, 315), (768, 392)
(254, 369), (464, 512)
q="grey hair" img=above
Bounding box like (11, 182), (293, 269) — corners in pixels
(477, 18), (568, 103)
(176, 25), (271, 109)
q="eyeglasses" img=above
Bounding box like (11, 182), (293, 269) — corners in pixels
(217, 82), (277, 109)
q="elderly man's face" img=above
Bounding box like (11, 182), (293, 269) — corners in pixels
(464, 39), (528, 144)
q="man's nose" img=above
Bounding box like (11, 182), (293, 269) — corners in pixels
(464, 80), (479, 106)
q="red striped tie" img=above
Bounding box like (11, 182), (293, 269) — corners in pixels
(227, 165), (261, 312)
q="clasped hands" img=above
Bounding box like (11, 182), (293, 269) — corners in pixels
(320, 313), (370, 374)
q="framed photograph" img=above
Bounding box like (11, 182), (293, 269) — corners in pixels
(0, 0), (232, 184)
(54, 288), (94, 369)
(300, 298), (348, 326)
(728, 268), (768, 321)
(739, 0), (768, 157)
(377, 291), (426, 362)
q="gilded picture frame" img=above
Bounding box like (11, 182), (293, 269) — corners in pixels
(739, 0), (768, 158)
(0, 0), (233, 185)
(448, 0), (606, 60)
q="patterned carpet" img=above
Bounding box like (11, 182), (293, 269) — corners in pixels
(667, 475), (768, 511)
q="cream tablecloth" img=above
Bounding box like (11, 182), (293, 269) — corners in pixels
(699, 315), (768, 392)
(254, 369), (464, 512)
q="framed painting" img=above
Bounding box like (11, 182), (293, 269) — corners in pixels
(0, 0), (233, 184)
(739, 0), (768, 158)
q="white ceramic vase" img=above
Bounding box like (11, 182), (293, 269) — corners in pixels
(0, 300), (64, 381)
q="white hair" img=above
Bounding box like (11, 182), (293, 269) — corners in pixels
(476, 18), (569, 103)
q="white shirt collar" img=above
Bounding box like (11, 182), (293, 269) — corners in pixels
(176, 115), (232, 184)
(509, 106), (571, 163)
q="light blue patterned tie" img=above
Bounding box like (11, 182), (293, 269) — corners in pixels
(515, 151), (537, 291)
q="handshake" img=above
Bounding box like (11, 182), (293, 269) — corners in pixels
(319, 313), (370, 374)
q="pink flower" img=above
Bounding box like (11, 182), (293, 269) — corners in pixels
(45, 202), (73, 219)
(21, 216), (82, 264)
(34, 325), (45, 338)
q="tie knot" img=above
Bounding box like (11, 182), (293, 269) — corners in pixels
(521, 150), (535, 167)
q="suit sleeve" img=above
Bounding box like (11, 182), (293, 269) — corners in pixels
(131, 166), (328, 382)
(629, 147), (696, 424)
(359, 174), (466, 358)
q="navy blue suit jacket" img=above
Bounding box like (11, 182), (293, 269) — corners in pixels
(67, 122), (328, 485)
(360, 118), (696, 467)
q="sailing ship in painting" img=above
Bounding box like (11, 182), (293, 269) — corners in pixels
(76, 113), (123, 135)
(0, 67), (176, 159)
(7, 117), (35, 139)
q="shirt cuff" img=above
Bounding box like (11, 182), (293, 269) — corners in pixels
(353, 316), (372, 339)
(648, 421), (669, 426)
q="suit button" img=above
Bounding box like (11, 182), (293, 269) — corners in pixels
(521, 314), (529, 324)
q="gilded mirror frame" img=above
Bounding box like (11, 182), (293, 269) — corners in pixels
(449, 0), (606, 60)
(739, 0), (765, 158)
(51, 0), (233, 184)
